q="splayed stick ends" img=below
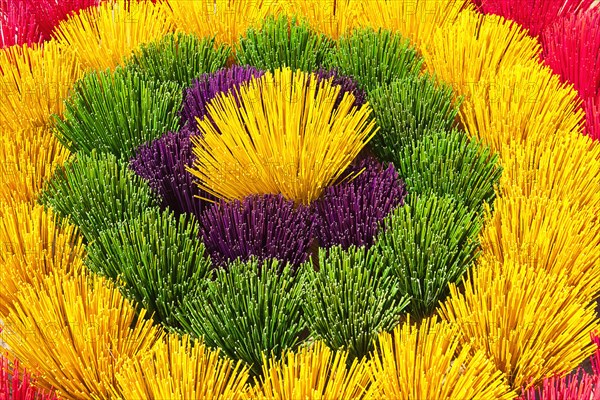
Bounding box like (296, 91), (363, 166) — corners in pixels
(180, 65), (265, 133)
(250, 341), (371, 399)
(0, 357), (58, 400)
(479, 0), (595, 37)
(130, 127), (207, 219)
(188, 67), (377, 205)
(314, 157), (406, 249)
(368, 316), (514, 399)
(541, 8), (600, 100)
(200, 194), (314, 267)
(115, 334), (250, 400)
(176, 259), (304, 376)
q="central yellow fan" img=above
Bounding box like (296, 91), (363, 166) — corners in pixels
(188, 67), (377, 205)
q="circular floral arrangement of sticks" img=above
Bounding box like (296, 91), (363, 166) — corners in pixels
(1, 1), (600, 399)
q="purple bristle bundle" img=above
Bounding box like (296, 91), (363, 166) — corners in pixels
(200, 194), (315, 268)
(313, 67), (367, 109)
(315, 157), (407, 249)
(129, 126), (207, 219)
(180, 65), (265, 132)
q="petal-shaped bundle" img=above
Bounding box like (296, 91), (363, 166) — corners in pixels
(541, 8), (600, 99)
(314, 157), (406, 249)
(0, 127), (70, 205)
(0, 202), (84, 316)
(189, 67), (377, 204)
(479, 195), (600, 303)
(0, 41), (83, 131)
(162, 0), (280, 45)
(115, 334), (250, 400)
(440, 259), (598, 389)
(200, 194), (314, 267)
(2, 270), (163, 399)
(250, 341), (371, 399)
(368, 316), (514, 399)
(479, 0), (595, 37)
(54, 0), (172, 71)
(0, 356), (58, 400)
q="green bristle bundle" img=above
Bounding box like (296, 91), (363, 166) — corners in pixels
(369, 75), (460, 162)
(235, 15), (333, 73)
(375, 195), (482, 318)
(125, 33), (231, 87)
(325, 28), (423, 92)
(39, 151), (159, 241)
(53, 67), (182, 159)
(176, 258), (305, 375)
(85, 208), (212, 328)
(396, 130), (503, 212)
(301, 245), (410, 360)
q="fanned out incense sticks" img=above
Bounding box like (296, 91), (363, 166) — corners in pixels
(2, 270), (164, 399)
(182, 61), (363, 136)
(200, 194), (314, 267)
(375, 194), (483, 318)
(518, 369), (600, 400)
(0, 357), (58, 400)
(368, 316), (514, 399)
(459, 62), (584, 152)
(325, 27), (423, 92)
(115, 334), (250, 400)
(479, 0), (595, 37)
(440, 259), (598, 389)
(0, 202), (84, 317)
(54, 66), (182, 159)
(86, 207), (213, 328)
(422, 10), (541, 94)
(423, 11), (586, 153)
(235, 15), (333, 72)
(356, 0), (471, 51)
(180, 65), (265, 132)
(281, 0), (364, 40)
(175, 259), (304, 376)
(541, 8), (600, 99)
(1, 0), (600, 397)
(125, 32), (230, 87)
(188, 68), (377, 204)
(162, 0), (280, 45)
(129, 127), (207, 219)
(54, 0), (172, 71)
(0, 0), (42, 47)
(314, 157), (406, 249)
(0, 126), (70, 205)
(39, 152), (159, 241)
(250, 341), (371, 399)
(312, 67), (367, 109)
(479, 195), (600, 303)
(301, 245), (409, 360)
(498, 131), (600, 209)
(29, 0), (101, 41)
(395, 130), (502, 213)
(586, 95), (600, 141)
(368, 74), (460, 162)
(0, 0), (101, 46)
(0, 41), (83, 131)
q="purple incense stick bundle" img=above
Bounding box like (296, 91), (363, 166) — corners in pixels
(315, 157), (407, 249)
(180, 65), (265, 132)
(129, 126), (207, 219)
(312, 67), (367, 110)
(200, 194), (315, 268)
